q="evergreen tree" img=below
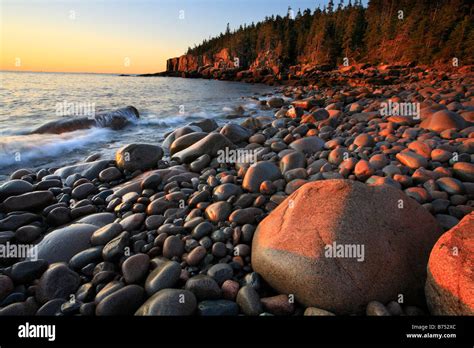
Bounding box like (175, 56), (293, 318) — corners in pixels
(184, 0), (473, 69)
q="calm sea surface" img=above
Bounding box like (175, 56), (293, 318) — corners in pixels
(0, 71), (275, 180)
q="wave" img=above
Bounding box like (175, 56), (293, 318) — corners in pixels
(136, 112), (222, 127)
(0, 127), (112, 168)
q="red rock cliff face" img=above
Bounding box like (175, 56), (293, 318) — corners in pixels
(167, 48), (236, 73)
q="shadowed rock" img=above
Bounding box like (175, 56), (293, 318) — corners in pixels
(54, 160), (111, 180)
(172, 133), (236, 163)
(30, 106), (139, 134)
(115, 144), (164, 172)
(34, 224), (98, 264)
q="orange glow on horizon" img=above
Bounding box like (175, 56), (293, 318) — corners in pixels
(0, 8), (180, 74)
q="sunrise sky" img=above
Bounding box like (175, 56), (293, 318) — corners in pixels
(0, 0), (340, 74)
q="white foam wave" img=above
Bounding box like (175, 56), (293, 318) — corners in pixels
(0, 127), (111, 167)
(136, 112), (221, 127)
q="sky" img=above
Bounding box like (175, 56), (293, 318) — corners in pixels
(0, 0), (362, 74)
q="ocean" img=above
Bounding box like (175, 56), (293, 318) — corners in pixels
(0, 71), (275, 180)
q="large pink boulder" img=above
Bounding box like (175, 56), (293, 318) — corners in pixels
(425, 212), (474, 315)
(252, 179), (443, 314)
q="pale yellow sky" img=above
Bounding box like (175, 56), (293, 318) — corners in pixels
(0, 0), (326, 74)
(0, 1), (189, 74)
(1, 22), (168, 74)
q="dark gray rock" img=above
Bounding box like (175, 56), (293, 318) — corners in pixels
(185, 275), (221, 301)
(197, 300), (239, 316)
(144, 261), (181, 296)
(236, 285), (263, 315)
(135, 288), (196, 316)
(36, 263), (81, 304)
(35, 223), (98, 264)
(95, 285), (145, 316)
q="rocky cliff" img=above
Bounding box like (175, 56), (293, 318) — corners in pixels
(165, 47), (290, 85)
(157, 0), (473, 84)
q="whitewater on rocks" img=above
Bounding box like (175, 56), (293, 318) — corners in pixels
(0, 64), (473, 316)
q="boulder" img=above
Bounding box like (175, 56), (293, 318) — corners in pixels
(242, 161), (281, 193)
(188, 119), (218, 133)
(54, 160), (110, 180)
(280, 151), (306, 174)
(36, 263), (81, 304)
(0, 180), (33, 201)
(267, 97), (284, 108)
(220, 124), (251, 143)
(116, 144), (163, 172)
(172, 133), (236, 163)
(425, 212), (474, 315)
(34, 224), (98, 264)
(252, 179), (443, 314)
(170, 132), (207, 156)
(162, 126), (202, 151)
(289, 136), (325, 154)
(420, 110), (468, 132)
(135, 289), (197, 316)
(396, 151), (428, 170)
(2, 191), (55, 212)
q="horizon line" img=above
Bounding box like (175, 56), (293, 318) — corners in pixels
(0, 69), (163, 75)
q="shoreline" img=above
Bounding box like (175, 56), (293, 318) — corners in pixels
(138, 62), (474, 87)
(0, 67), (473, 316)
(0, 76), (277, 182)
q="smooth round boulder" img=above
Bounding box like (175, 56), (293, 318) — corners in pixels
(15, 225), (43, 243)
(289, 136), (324, 154)
(453, 162), (474, 182)
(35, 223), (98, 264)
(172, 133), (236, 164)
(267, 97), (284, 108)
(144, 261), (181, 296)
(9, 260), (48, 284)
(213, 183), (242, 201)
(116, 144), (164, 172)
(229, 207), (262, 225)
(2, 191), (55, 212)
(91, 223), (123, 246)
(122, 253), (150, 284)
(0, 180), (33, 201)
(353, 134), (374, 148)
(95, 285), (145, 316)
(207, 263), (233, 285)
(188, 119), (218, 132)
(99, 167), (122, 182)
(425, 212), (474, 315)
(236, 285), (262, 316)
(184, 275), (222, 301)
(54, 160), (110, 181)
(36, 263), (81, 304)
(72, 183), (96, 200)
(280, 151), (306, 173)
(242, 161), (281, 193)
(220, 123), (251, 144)
(162, 126), (201, 152)
(170, 132), (207, 156)
(420, 110), (468, 132)
(204, 202), (232, 222)
(396, 151), (428, 170)
(135, 289), (197, 316)
(252, 179), (443, 314)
